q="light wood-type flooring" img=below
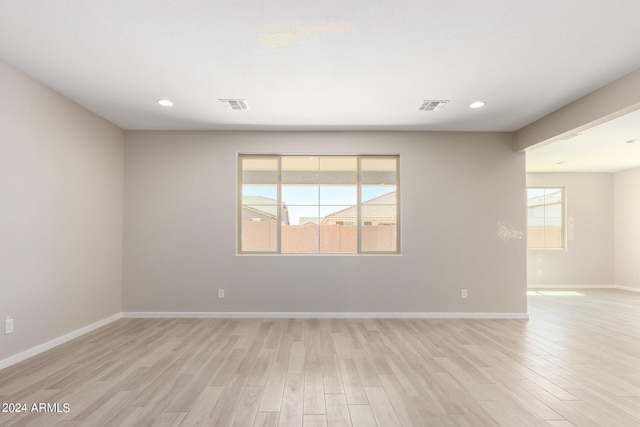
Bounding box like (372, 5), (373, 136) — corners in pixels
(1, 288), (639, 426)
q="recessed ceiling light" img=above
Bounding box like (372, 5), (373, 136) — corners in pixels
(469, 101), (486, 109)
(157, 99), (174, 107)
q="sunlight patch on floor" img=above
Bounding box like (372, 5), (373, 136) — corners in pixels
(527, 290), (584, 296)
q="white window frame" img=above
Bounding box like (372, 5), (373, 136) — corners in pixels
(238, 154), (400, 255)
(526, 186), (565, 249)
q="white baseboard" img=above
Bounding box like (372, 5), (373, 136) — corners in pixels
(527, 284), (640, 293)
(0, 313), (123, 372)
(528, 284), (614, 289)
(614, 285), (640, 293)
(124, 311), (529, 320)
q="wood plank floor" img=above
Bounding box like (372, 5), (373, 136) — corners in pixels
(1, 288), (639, 426)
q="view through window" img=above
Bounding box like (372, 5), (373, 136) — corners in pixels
(239, 155), (399, 254)
(527, 187), (564, 249)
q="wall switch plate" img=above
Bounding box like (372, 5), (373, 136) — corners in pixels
(5, 317), (14, 334)
(461, 289), (468, 299)
(218, 289), (224, 299)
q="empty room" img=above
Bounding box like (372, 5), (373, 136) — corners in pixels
(1, 1), (640, 426)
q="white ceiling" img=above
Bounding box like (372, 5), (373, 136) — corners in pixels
(1, 1), (640, 170)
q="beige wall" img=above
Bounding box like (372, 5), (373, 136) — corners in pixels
(123, 131), (527, 315)
(0, 61), (124, 362)
(526, 173), (614, 285)
(614, 166), (640, 290)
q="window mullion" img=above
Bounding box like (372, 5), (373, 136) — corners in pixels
(395, 156), (400, 253)
(237, 156), (242, 252)
(317, 158), (321, 253)
(357, 156), (362, 254)
(277, 156), (282, 253)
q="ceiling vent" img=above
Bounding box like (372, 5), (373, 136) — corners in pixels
(220, 99), (249, 110)
(418, 100), (449, 111)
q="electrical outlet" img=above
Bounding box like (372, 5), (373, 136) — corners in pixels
(218, 289), (224, 299)
(461, 289), (468, 299)
(5, 316), (14, 334)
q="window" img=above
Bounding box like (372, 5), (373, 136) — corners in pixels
(239, 155), (399, 254)
(527, 187), (564, 249)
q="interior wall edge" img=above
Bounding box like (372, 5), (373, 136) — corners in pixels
(515, 69), (640, 151)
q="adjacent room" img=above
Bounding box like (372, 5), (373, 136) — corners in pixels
(526, 110), (640, 292)
(1, 1), (639, 425)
